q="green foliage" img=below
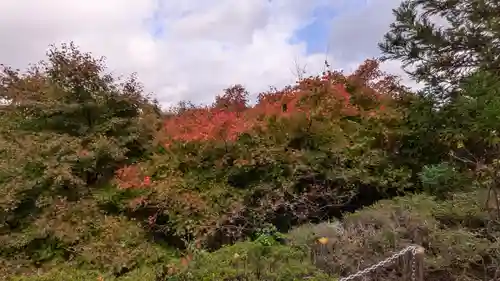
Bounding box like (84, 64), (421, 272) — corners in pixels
(170, 240), (337, 281)
(419, 162), (468, 198)
(0, 43), (164, 279)
(379, 0), (500, 98)
(253, 224), (286, 246)
(0, 198), (177, 278)
(388, 69), (500, 191)
(9, 268), (107, 281)
(9, 265), (163, 281)
(0, 42), (160, 213)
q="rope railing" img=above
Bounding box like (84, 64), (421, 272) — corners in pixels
(336, 245), (425, 281)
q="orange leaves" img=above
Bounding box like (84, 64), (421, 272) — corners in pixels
(213, 84), (249, 112)
(180, 254), (193, 267)
(163, 88), (310, 146)
(162, 85), (251, 145)
(143, 176), (151, 186)
(117, 60), (400, 203)
(115, 165), (151, 189)
(255, 87), (309, 119)
(162, 69), (394, 146)
(163, 253), (194, 277)
(164, 107), (252, 144)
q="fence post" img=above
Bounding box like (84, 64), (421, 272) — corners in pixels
(414, 246), (425, 281)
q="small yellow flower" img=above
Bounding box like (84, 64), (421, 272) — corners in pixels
(233, 253), (240, 259)
(317, 237), (328, 245)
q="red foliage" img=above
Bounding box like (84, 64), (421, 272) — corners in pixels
(143, 176), (151, 186)
(115, 165), (151, 189)
(116, 60), (399, 191)
(162, 60), (396, 146)
(180, 254), (193, 267)
(213, 84), (249, 112)
(163, 107), (254, 144)
(253, 86), (309, 118)
(105, 59), (406, 262)
(111, 60), (401, 200)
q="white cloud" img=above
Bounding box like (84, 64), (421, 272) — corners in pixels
(323, 0), (426, 89)
(0, 0), (409, 108)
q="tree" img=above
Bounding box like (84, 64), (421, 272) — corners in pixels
(379, 0), (500, 100)
(213, 84), (249, 112)
(0, 42), (161, 233)
(379, 0), (500, 204)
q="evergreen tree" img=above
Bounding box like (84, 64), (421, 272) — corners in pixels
(379, 0), (500, 99)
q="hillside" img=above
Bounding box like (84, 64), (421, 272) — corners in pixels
(2, 0), (500, 280)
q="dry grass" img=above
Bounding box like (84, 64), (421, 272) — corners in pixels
(286, 189), (499, 281)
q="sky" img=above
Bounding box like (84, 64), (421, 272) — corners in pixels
(0, 0), (413, 108)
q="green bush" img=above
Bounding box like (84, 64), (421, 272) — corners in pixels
(0, 43), (164, 279)
(419, 162), (469, 198)
(169, 240), (337, 281)
(8, 265), (163, 281)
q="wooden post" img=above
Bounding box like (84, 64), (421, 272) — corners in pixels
(401, 248), (411, 281)
(414, 246), (425, 281)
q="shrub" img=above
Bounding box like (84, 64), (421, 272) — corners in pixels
(285, 189), (499, 281)
(419, 162), (469, 198)
(0, 43), (164, 279)
(168, 240), (337, 281)
(112, 59), (412, 249)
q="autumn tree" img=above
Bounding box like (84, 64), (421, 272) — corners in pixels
(213, 84), (249, 112)
(0, 43), (160, 240)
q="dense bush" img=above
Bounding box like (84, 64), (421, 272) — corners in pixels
(1, 0), (500, 280)
(8, 188), (498, 281)
(109, 59), (414, 251)
(0, 43), (165, 279)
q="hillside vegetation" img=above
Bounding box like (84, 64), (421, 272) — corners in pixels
(1, 0), (500, 280)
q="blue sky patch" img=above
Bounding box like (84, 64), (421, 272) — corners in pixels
(292, 0), (368, 55)
(147, 0), (369, 50)
(292, 5), (337, 55)
(149, 14), (164, 37)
